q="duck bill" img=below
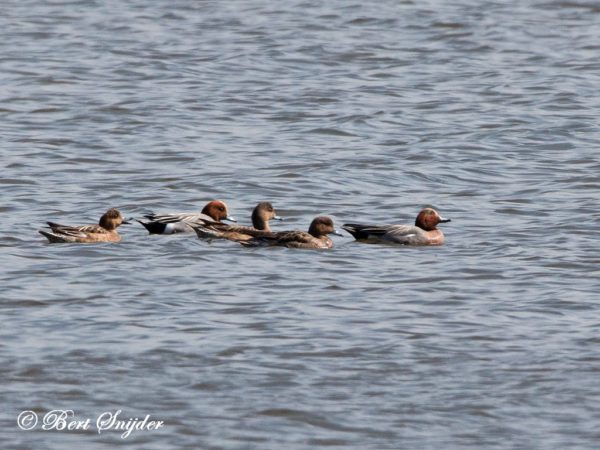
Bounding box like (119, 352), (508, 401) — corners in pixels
(273, 215), (283, 221)
(332, 229), (344, 236)
(225, 215), (237, 223)
(438, 217), (451, 223)
(121, 217), (134, 225)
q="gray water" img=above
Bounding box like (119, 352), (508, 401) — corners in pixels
(2, 0), (600, 448)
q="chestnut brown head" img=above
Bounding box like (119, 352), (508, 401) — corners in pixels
(201, 200), (236, 222)
(415, 208), (451, 231)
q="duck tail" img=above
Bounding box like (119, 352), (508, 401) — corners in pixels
(39, 229), (69, 243)
(135, 218), (165, 234)
(341, 224), (370, 240)
(46, 221), (65, 229)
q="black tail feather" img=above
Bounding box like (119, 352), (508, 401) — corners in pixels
(342, 224), (371, 240)
(136, 219), (166, 234)
(46, 221), (65, 228)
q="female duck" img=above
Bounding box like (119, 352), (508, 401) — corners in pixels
(192, 201), (282, 241)
(241, 216), (341, 249)
(39, 208), (130, 243)
(342, 208), (450, 245)
(137, 200), (235, 234)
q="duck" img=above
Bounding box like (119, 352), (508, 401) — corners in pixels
(39, 208), (130, 243)
(137, 200), (235, 234)
(192, 201), (283, 241)
(240, 216), (342, 249)
(342, 208), (450, 245)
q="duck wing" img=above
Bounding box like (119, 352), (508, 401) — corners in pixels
(137, 212), (210, 234)
(192, 222), (269, 240)
(46, 223), (108, 235)
(342, 223), (390, 239)
(142, 212), (212, 224)
(342, 223), (423, 244)
(39, 229), (79, 243)
(241, 230), (324, 248)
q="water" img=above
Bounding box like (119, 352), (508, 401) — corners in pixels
(2, 0), (600, 448)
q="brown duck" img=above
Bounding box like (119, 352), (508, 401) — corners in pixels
(39, 208), (130, 243)
(241, 216), (341, 249)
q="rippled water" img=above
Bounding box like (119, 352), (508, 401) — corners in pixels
(2, 0), (600, 448)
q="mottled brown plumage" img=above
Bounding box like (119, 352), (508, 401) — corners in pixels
(241, 216), (341, 249)
(39, 208), (129, 243)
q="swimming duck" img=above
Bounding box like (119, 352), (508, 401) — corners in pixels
(342, 208), (450, 245)
(241, 216), (341, 249)
(192, 201), (282, 241)
(137, 200), (235, 234)
(39, 208), (130, 243)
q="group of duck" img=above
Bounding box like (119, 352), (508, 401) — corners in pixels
(38, 200), (451, 248)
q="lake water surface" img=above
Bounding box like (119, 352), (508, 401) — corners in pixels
(2, 0), (600, 448)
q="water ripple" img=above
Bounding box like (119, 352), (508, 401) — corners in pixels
(2, 0), (600, 448)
